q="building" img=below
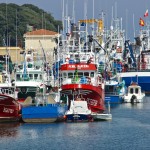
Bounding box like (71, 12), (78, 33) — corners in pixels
(23, 29), (59, 65)
(0, 47), (24, 63)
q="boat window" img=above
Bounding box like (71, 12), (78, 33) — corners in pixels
(16, 74), (20, 80)
(84, 72), (89, 77)
(135, 88), (139, 94)
(29, 74), (33, 79)
(40, 74), (42, 80)
(130, 88), (134, 94)
(68, 72), (73, 78)
(63, 72), (67, 78)
(90, 72), (94, 77)
(34, 74), (38, 79)
(78, 72), (83, 78)
(105, 85), (114, 93)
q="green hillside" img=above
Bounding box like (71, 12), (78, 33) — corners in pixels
(0, 3), (62, 47)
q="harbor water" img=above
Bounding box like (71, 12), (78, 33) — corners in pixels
(0, 96), (150, 150)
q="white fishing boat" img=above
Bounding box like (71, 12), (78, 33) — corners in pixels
(65, 99), (93, 122)
(15, 49), (52, 104)
(123, 82), (145, 103)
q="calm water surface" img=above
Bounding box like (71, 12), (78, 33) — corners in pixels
(0, 96), (150, 150)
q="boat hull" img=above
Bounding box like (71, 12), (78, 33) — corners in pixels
(22, 104), (67, 123)
(105, 95), (123, 103)
(0, 94), (21, 122)
(61, 83), (105, 113)
(65, 114), (93, 122)
(124, 94), (145, 103)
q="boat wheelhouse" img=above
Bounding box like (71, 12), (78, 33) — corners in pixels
(123, 82), (145, 103)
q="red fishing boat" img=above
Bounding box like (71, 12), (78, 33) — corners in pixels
(60, 63), (105, 113)
(0, 73), (21, 122)
(54, 17), (105, 121)
(0, 89), (21, 122)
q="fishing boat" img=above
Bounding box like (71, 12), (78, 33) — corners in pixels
(14, 49), (52, 104)
(0, 54), (21, 122)
(119, 24), (150, 95)
(64, 98), (93, 122)
(0, 89), (21, 122)
(123, 82), (145, 103)
(0, 72), (21, 122)
(54, 16), (106, 121)
(21, 87), (67, 123)
(105, 80), (126, 103)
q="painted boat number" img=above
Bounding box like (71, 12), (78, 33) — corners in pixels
(3, 107), (14, 114)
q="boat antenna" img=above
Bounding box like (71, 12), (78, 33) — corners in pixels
(72, 0), (76, 23)
(15, 9), (18, 64)
(125, 9), (128, 39)
(133, 13), (135, 37)
(39, 40), (47, 63)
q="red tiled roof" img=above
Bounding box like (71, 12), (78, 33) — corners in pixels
(25, 29), (58, 36)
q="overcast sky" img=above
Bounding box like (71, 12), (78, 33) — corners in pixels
(0, 0), (149, 41)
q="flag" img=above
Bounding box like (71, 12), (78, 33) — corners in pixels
(139, 18), (145, 26)
(144, 9), (148, 17)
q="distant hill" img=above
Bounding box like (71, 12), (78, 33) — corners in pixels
(0, 3), (62, 47)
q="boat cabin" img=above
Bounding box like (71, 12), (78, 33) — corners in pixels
(60, 70), (98, 85)
(127, 83), (142, 95)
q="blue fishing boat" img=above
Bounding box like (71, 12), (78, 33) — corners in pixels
(22, 104), (67, 123)
(105, 80), (126, 103)
(21, 90), (67, 123)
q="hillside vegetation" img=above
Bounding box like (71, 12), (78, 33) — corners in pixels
(0, 3), (62, 47)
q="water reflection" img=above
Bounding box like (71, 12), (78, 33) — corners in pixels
(123, 103), (144, 109)
(0, 122), (21, 138)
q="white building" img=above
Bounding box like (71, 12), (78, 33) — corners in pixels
(23, 29), (59, 64)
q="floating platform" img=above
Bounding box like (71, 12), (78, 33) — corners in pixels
(91, 113), (112, 121)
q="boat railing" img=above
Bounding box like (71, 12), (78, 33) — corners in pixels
(123, 62), (150, 72)
(105, 91), (119, 95)
(62, 76), (99, 86)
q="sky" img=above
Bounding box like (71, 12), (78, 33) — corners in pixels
(0, 0), (149, 41)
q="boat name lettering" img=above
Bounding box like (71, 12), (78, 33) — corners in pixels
(87, 98), (97, 106)
(3, 107), (14, 114)
(68, 65), (89, 69)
